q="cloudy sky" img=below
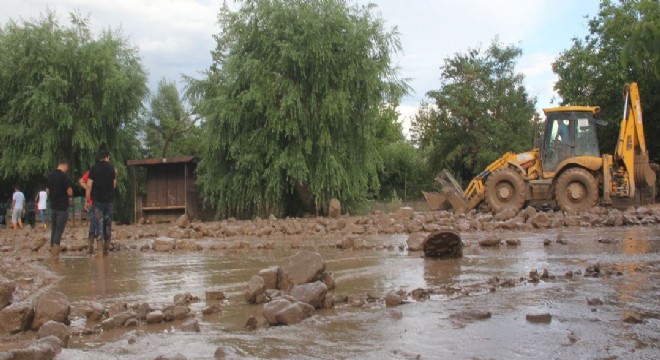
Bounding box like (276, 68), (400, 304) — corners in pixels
(0, 0), (600, 132)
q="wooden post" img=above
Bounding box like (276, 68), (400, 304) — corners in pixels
(184, 163), (188, 217)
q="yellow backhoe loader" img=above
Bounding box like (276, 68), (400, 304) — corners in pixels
(423, 82), (657, 214)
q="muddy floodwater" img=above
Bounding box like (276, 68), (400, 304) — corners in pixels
(31, 226), (657, 360)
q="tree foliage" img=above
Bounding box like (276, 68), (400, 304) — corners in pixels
(0, 12), (148, 221)
(187, 0), (407, 218)
(411, 40), (536, 181)
(144, 79), (200, 158)
(553, 0), (660, 158)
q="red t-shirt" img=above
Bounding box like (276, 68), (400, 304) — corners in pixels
(81, 170), (93, 206)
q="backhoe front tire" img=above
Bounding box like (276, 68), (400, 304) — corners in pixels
(554, 168), (599, 214)
(485, 168), (526, 214)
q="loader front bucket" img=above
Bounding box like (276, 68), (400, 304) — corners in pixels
(423, 170), (470, 214)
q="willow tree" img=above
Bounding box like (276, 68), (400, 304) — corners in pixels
(188, 0), (406, 218)
(0, 12), (148, 221)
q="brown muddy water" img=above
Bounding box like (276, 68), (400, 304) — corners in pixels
(50, 227), (659, 359)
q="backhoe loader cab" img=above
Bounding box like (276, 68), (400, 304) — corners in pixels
(541, 106), (601, 174)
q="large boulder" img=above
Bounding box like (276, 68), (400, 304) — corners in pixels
(37, 320), (71, 347)
(278, 251), (326, 291)
(320, 272), (335, 291)
(263, 299), (292, 326)
(244, 275), (265, 304)
(258, 267), (279, 290)
(11, 336), (63, 360)
(275, 302), (315, 326)
(290, 281), (328, 309)
(423, 231), (463, 258)
(406, 233), (426, 251)
(0, 302), (34, 334)
(0, 276), (15, 310)
(328, 199), (341, 219)
(31, 292), (70, 330)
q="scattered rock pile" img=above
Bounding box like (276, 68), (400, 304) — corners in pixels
(244, 251), (335, 326)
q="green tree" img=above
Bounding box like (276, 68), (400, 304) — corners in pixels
(187, 0), (407, 218)
(553, 0), (660, 157)
(144, 79), (200, 158)
(411, 40), (536, 181)
(0, 12), (148, 221)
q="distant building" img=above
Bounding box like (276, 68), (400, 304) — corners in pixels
(127, 156), (205, 222)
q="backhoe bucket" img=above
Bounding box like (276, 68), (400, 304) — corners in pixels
(423, 170), (469, 214)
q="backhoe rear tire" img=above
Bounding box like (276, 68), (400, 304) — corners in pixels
(485, 168), (526, 214)
(554, 168), (599, 214)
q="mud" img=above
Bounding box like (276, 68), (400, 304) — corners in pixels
(0, 215), (659, 359)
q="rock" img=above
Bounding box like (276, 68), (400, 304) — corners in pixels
(339, 236), (356, 249)
(146, 310), (164, 324)
(173, 293), (198, 306)
(530, 213), (551, 228)
(587, 298), (603, 306)
(244, 316), (258, 330)
(202, 305), (221, 315)
(11, 336), (63, 360)
(598, 237), (616, 244)
(0, 276), (16, 310)
(494, 207), (517, 221)
(153, 238), (175, 252)
(384, 292), (403, 307)
(479, 236), (501, 247)
(0, 302), (34, 334)
(290, 281), (328, 308)
(556, 233), (568, 244)
(505, 239), (521, 246)
(30, 237), (48, 252)
(422, 230), (463, 258)
(543, 238), (551, 246)
(101, 311), (137, 330)
(565, 270), (574, 278)
(31, 292), (70, 330)
(155, 353), (187, 360)
(263, 299), (292, 326)
(84, 302), (105, 321)
(258, 267), (280, 290)
(275, 302), (315, 326)
(450, 310), (492, 322)
(37, 320), (71, 347)
(137, 303), (151, 320)
(205, 290), (226, 302)
(175, 214), (190, 228)
(180, 318), (200, 332)
(406, 233), (426, 251)
(173, 306), (190, 320)
(320, 272), (335, 291)
(541, 268), (550, 279)
(244, 275), (266, 304)
(214, 347), (227, 359)
(328, 199), (341, 219)
(520, 206), (537, 220)
(278, 251), (326, 291)
(623, 312), (643, 324)
(526, 312), (552, 323)
(393, 207), (415, 220)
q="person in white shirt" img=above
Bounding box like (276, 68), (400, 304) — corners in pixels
(11, 185), (25, 230)
(36, 187), (48, 229)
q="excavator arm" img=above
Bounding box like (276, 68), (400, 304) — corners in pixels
(612, 82), (656, 198)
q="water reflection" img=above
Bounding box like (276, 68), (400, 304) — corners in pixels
(423, 258), (461, 287)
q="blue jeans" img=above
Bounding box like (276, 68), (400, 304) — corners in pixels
(38, 209), (47, 224)
(93, 202), (113, 241)
(50, 209), (68, 246)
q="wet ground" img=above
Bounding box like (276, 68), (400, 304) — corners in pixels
(36, 226), (660, 359)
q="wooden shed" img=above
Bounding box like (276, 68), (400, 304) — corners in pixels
(127, 156), (202, 222)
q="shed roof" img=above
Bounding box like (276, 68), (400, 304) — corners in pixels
(127, 156), (197, 167)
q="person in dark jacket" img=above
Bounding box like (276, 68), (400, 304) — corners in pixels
(46, 159), (73, 260)
(86, 149), (117, 255)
